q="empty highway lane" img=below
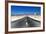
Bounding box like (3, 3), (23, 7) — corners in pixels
(11, 17), (40, 28)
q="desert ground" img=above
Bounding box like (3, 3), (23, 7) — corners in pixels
(11, 15), (41, 21)
(11, 15), (41, 28)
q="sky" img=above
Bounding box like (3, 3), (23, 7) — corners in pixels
(11, 5), (41, 16)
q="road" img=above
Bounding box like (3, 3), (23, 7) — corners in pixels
(11, 17), (40, 28)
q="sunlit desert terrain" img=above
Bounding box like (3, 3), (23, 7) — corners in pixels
(11, 15), (41, 28)
(11, 15), (41, 21)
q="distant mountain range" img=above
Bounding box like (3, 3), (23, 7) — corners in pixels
(11, 14), (40, 16)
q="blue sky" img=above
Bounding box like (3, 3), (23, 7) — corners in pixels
(11, 5), (41, 16)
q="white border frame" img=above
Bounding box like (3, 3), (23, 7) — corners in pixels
(8, 3), (43, 32)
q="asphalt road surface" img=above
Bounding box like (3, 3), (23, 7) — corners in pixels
(11, 17), (40, 28)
